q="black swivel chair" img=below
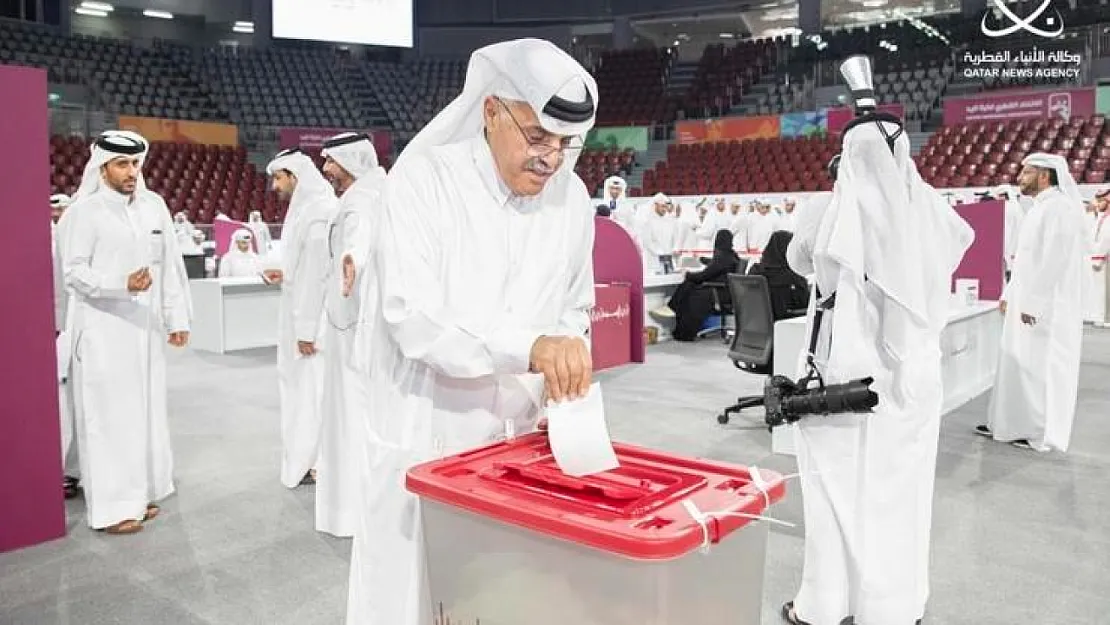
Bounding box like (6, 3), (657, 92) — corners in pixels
(700, 257), (748, 342)
(717, 273), (775, 425)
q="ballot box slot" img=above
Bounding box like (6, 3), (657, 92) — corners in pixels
(478, 457), (707, 519)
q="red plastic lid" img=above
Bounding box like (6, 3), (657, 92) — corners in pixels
(406, 433), (786, 561)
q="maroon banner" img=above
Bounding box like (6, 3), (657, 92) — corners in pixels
(0, 64), (67, 553)
(942, 88), (1095, 125)
(953, 200), (1005, 301)
(826, 104), (905, 133)
(590, 285), (632, 372)
(278, 127), (392, 158)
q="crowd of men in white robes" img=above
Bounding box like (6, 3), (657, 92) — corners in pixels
(44, 40), (1101, 625)
(599, 177), (798, 274)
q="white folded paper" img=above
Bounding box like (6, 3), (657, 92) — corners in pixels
(546, 382), (620, 477)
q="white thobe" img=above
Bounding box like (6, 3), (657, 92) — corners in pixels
(696, 209), (730, 252)
(276, 194), (333, 488)
(728, 212), (748, 248)
(317, 174), (382, 538)
(1083, 212), (1109, 323)
(248, 220), (274, 255)
(217, 250), (264, 278)
(62, 187), (192, 529)
(641, 210), (675, 274)
(52, 221), (79, 477)
(988, 188), (1086, 452)
(1003, 199), (1025, 275)
(786, 193), (832, 276)
(789, 183), (972, 625)
(346, 137), (595, 625)
(779, 211), (798, 232)
(745, 211), (780, 252)
(674, 208), (700, 257)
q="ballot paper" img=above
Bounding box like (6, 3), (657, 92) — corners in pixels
(546, 383), (620, 477)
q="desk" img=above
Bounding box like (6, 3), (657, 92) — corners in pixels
(643, 273), (685, 341)
(189, 277), (281, 353)
(769, 300), (1002, 456)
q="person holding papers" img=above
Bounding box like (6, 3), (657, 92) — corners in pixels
(345, 38), (599, 625)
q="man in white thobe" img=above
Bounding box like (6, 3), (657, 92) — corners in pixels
(172, 211), (196, 249)
(51, 193), (82, 499)
(263, 149), (336, 488)
(217, 229), (264, 278)
(981, 153), (1086, 452)
(641, 192), (675, 274)
(993, 184), (1026, 281)
(745, 200), (780, 253)
(601, 175), (630, 224)
(779, 197), (798, 232)
(1084, 190), (1110, 324)
(247, 210), (273, 256)
(696, 197), (730, 252)
(673, 200), (700, 261)
(346, 38), (598, 625)
(61, 132), (193, 535)
(315, 132), (386, 538)
(785, 56), (973, 625)
(727, 200), (748, 248)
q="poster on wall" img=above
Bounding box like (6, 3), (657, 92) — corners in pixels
(676, 116), (781, 144)
(278, 127), (393, 158)
(779, 110), (828, 138)
(942, 88), (1095, 125)
(586, 126), (649, 151)
(118, 116), (239, 146)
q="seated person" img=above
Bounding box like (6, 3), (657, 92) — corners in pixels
(653, 229), (740, 341)
(748, 230), (809, 321)
(218, 229), (264, 278)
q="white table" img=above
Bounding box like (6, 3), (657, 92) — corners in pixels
(769, 299), (1002, 455)
(189, 277), (281, 354)
(643, 273), (685, 341)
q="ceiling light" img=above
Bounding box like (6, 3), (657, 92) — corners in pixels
(143, 9), (173, 19)
(74, 7), (108, 16)
(234, 20), (253, 28)
(719, 32), (734, 38)
(233, 25), (254, 33)
(80, 1), (113, 10)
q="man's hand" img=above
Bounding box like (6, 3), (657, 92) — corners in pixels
(341, 254), (356, 298)
(262, 269), (284, 285)
(529, 336), (592, 404)
(167, 331), (189, 347)
(297, 341), (317, 356)
(998, 300), (1007, 315)
(1021, 313), (1036, 326)
(127, 267), (152, 293)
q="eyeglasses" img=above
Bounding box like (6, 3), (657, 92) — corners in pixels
(496, 98), (583, 158)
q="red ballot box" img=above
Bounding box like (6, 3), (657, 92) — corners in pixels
(408, 433), (785, 625)
(590, 284), (632, 372)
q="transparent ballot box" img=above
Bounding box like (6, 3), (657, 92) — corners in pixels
(406, 432), (786, 625)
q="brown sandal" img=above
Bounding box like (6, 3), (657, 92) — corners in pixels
(143, 504), (160, 522)
(102, 519), (143, 535)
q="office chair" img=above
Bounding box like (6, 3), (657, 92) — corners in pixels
(717, 273), (775, 425)
(700, 257), (748, 342)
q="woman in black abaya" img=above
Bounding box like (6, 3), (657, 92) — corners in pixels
(748, 230), (810, 321)
(658, 229), (740, 341)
